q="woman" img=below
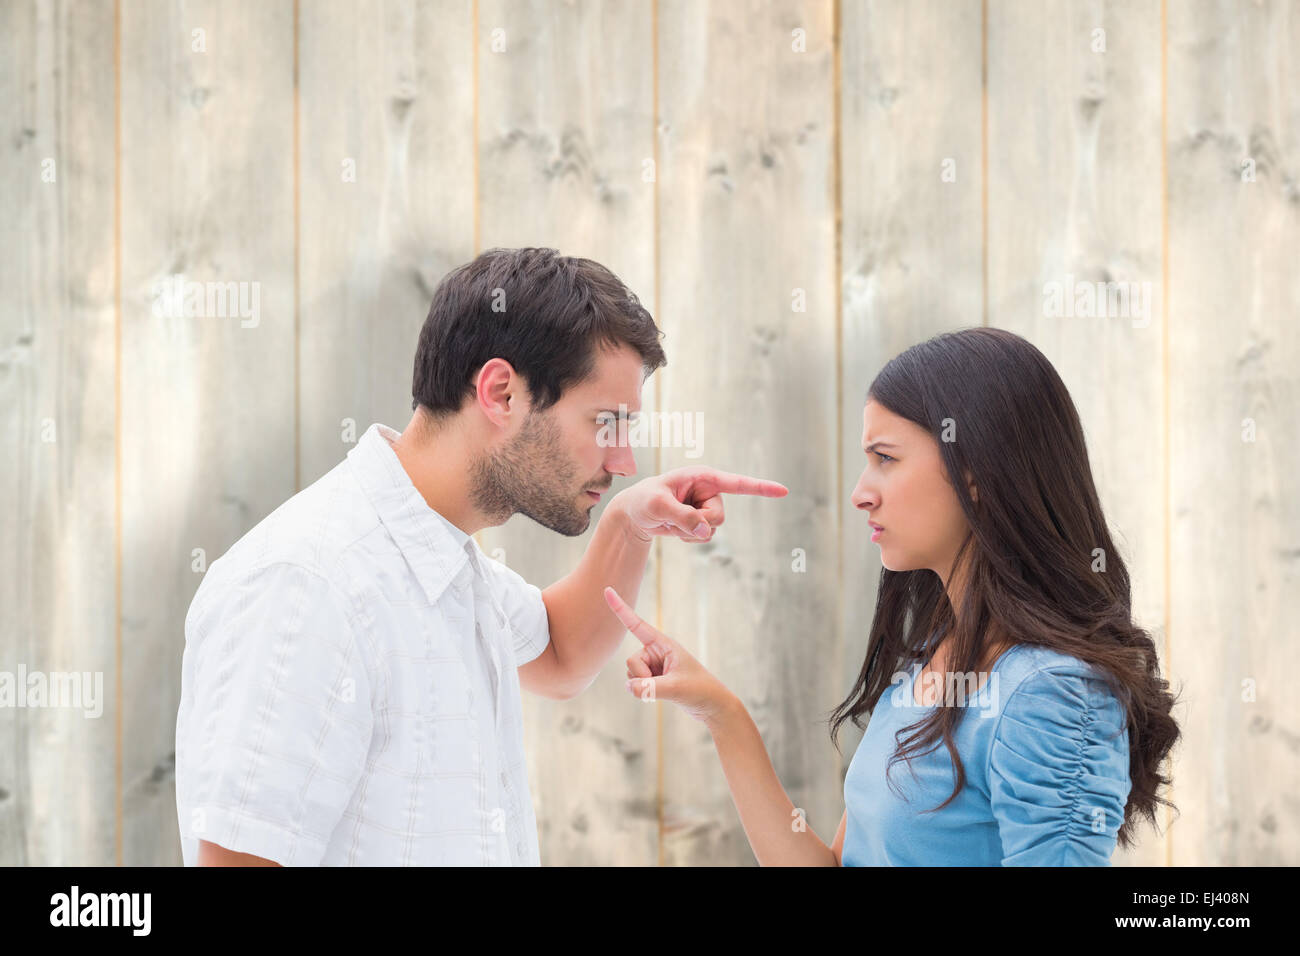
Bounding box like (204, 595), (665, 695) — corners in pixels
(603, 326), (1181, 866)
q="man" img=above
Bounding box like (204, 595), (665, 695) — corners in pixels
(174, 246), (787, 865)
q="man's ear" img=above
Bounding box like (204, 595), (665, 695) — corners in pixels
(474, 358), (519, 427)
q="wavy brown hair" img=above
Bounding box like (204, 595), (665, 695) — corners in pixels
(829, 327), (1181, 850)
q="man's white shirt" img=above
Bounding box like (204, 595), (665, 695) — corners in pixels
(175, 422), (551, 865)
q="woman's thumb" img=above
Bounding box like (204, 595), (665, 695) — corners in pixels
(627, 674), (659, 702)
(626, 671), (681, 703)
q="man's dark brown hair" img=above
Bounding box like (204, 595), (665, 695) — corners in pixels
(412, 247), (666, 418)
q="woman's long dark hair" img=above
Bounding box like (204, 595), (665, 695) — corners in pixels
(829, 327), (1180, 850)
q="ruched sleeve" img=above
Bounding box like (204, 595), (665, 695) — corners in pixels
(988, 666), (1132, 865)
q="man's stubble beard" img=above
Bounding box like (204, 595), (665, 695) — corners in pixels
(469, 409), (594, 537)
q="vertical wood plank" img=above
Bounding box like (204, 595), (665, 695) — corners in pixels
(986, 0), (1167, 864)
(474, 0), (660, 865)
(0, 0), (118, 866)
(2, 0), (1291, 871)
(657, 0), (839, 865)
(298, 0), (477, 487)
(838, 0), (986, 771)
(1167, 0), (1300, 865)
(120, 0), (297, 864)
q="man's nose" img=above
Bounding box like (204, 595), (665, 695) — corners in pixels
(605, 442), (637, 478)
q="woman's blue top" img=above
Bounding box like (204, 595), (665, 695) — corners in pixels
(841, 642), (1132, 866)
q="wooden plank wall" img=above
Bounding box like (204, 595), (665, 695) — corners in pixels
(298, 0), (476, 491)
(1, 0), (1295, 866)
(986, 0), (1166, 866)
(654, 0), (842, 864)
(473, 0), (661, 864)
(1166, 0), (1299, 866)
(1, 0), (118, 866)
(839, 0), (986, 784)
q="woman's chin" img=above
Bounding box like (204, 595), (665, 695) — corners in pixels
(878, 550), (914, 574)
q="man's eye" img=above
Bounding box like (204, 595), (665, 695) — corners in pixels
(597, 412), (639, 427)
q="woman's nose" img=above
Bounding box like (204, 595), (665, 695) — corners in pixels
(851, 474), (877, 510)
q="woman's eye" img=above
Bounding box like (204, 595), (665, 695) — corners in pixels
(875, 452), (895, 464)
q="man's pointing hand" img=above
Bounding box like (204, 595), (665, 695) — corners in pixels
(610, 466), (788, 543)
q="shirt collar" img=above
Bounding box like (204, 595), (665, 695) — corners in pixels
(347, 422), (477, 605)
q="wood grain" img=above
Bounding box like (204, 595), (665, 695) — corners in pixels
(986, 0), (1166, 864)
(838, 0), (986, 785)
(1166, 0), (1300, 865)
(298, 0), (476, 488)
(474, 0), (661, 866)
(119, 0), (297, 865)
(656, 0), (841, 865)
(1, 0), (1293, 867)
(0, 0), (118, 866)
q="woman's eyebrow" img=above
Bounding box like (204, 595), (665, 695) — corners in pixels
(864, 441), (899, 453)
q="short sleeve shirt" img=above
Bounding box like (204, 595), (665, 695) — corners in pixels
(841, 643), (1132, 866)
(175, 423), (552, 865)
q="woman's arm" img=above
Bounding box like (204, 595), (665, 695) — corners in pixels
(706, 693), (841, 866)
(604, 586), (841, 866)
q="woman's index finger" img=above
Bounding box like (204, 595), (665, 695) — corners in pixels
(603, 586), (658, 645)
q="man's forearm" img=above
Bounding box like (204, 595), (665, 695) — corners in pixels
(540, 499), (652, 696)
(705, 694), (839, 866)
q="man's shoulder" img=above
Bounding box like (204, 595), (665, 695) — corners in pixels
(191, 460), (383, 613)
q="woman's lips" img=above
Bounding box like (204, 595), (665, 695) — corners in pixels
(870, 523), (884, 542)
